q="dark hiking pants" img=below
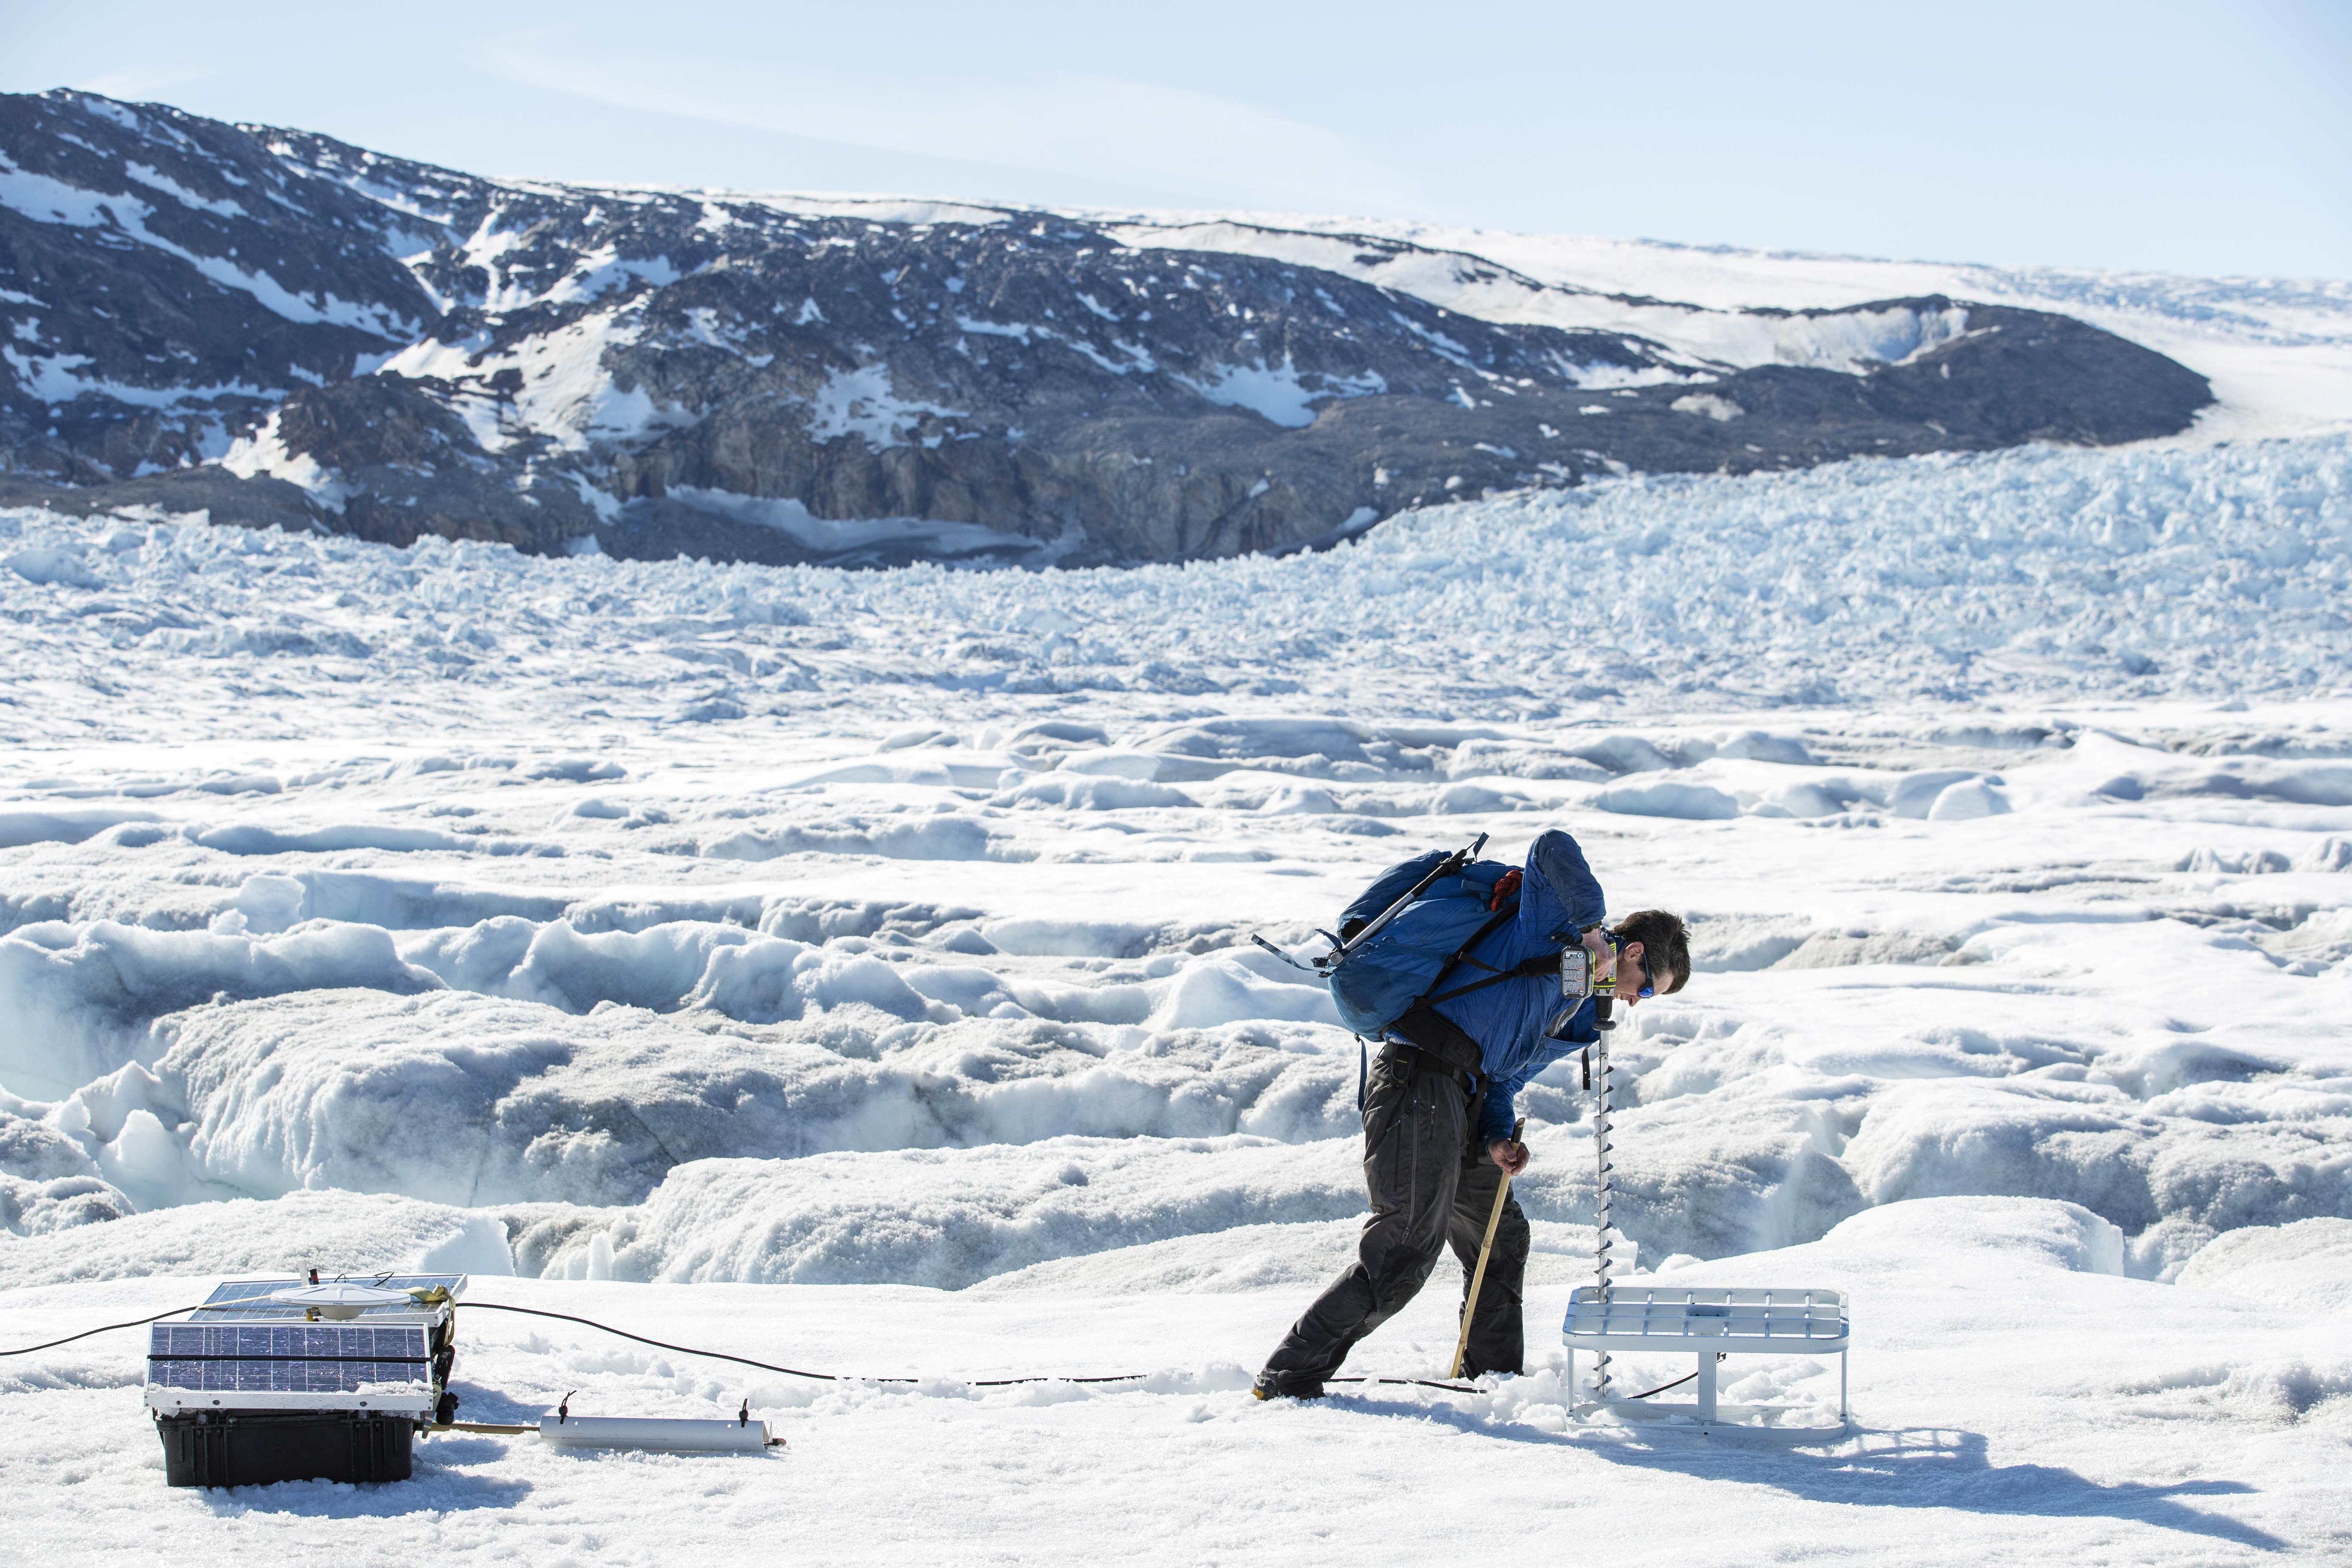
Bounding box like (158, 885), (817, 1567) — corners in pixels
(1255, 1048), (1530, 1396)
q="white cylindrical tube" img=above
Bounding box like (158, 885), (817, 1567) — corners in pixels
(538, 1415), (772, 1452)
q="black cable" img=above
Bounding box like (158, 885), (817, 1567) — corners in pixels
(0, 1306), (206, 1358)
(1618, 1351), (1730, 1401)
(5, 1295), (1493, 1397)
(459, 1307), (1505, 1391)
(1625, 1369), (1699, 1400)
(0, 1295), (286, 1357)
(454, 1301), (1144, 1386)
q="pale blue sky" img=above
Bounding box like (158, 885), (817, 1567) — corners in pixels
(5, 0), (2346, 279)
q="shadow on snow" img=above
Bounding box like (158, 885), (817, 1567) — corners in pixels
(1326, 1393), (2288, 1552)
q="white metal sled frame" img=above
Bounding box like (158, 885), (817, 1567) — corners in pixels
(1570, 1026), (1850, 1441)
(1565, 1286), (1851, 1440)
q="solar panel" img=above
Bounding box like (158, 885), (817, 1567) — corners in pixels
(147, 1322), (432, 1395)
(147, 1275), (466, 1414)
(193, 1274), (466, 1320)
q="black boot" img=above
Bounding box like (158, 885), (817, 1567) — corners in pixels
(1251, 1372), (1325, 1400)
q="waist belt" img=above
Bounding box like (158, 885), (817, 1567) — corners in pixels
(1379, 1042), (1481, 1095)
(1382, 1003), (1488, 1093)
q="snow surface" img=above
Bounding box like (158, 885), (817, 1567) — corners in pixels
(0, 153), (409, 341)
(2, 434), (2349, 1562)
(1173, 357), (1387, 428)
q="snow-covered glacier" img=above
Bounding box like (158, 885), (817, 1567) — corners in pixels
(2, 432), (2347, 1562)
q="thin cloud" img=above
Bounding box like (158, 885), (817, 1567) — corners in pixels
(478, 40), (1418, 211)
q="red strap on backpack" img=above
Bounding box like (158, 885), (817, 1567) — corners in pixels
(1487, 868), (1522, 910)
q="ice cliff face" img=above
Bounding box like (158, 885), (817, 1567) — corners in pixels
(0, 90), (2212, 565)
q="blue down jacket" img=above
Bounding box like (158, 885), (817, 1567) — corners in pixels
(1405, 828), (1609, 1148)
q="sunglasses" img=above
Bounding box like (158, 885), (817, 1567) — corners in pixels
(1613, 937), (1657, 1000)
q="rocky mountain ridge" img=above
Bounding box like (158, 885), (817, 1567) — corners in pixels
(0, 90), (2213, 565)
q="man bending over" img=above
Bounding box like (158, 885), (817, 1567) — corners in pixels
(1254, 828), (1689, 1399)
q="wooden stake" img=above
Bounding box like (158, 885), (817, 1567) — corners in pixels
(1449, 1116), (1526, 1380)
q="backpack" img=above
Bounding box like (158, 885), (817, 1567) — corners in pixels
(1324, 848), (1524, 1038)
(1252, 834), (1567, 1041)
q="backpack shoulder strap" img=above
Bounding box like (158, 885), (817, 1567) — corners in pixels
(1424, 949), (1564, 1007)
(1415, 897), (1566, 1008)
(1401, 902), (1518, 1014)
